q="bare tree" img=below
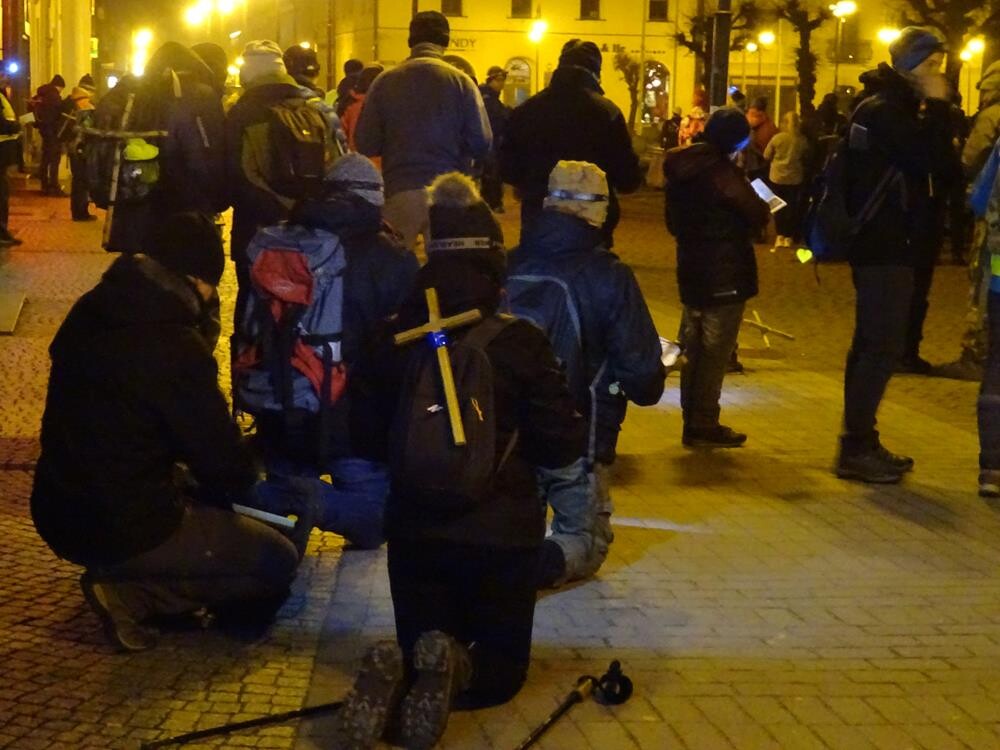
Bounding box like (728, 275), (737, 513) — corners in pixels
(897, 0), (1000, 84)
(614, 52), (642, 132)
(675, 1), (762, 86)
(777, 0), (832, 116)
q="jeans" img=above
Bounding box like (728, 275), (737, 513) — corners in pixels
(40, 134), (61, 192)
(260, 457), (390, 549)
(383, 188), (429, 252)
(69, 152), (90, 218)
(387, 538), (538, 709)
(537, 458), (614, 583)
(680, 301), (745, 430)
(91, 505), (298, 621)
(841, 265), (914, 454)
(978, 291), (1000, 470)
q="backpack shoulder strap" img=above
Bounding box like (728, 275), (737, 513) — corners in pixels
(459, 313), (517, 352)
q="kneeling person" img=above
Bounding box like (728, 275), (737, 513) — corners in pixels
(31, 214), (299, 652)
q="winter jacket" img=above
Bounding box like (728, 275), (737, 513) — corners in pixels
(963, 61), (1000, 177)
(0, 92), (21, 169)
(846, 63), (959, 267)
(378, 251), (586, 549)
(500, 66), (641, 245)
(225, 74), (311, 264)
(664, 141), (770, 308)
(341, 93), (364, 151)
(479, 83), (510, 150)
(355, 43), (492, 196)
(764, 131), (810, 185)
(508, 211), (665, 464)
(31, 82), (64, 137)
(747, 107), (778, 154)
(31, 255), (258, 567)
(253, 192), (419, 463)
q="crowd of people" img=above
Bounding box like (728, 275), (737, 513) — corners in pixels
(18, 10), (1000, 749)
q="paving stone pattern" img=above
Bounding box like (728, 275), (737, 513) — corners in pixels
(2, 188), (1000, 749)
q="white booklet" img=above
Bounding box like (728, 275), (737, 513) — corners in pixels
(751, 178), (787, 214)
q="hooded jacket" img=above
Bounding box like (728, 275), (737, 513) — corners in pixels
(508, 211), (664, 464)
(847, 63), (959, 266)
(963, 60), (1000, 177)
(354, 43), (492, 196)
(31, 255), (258, 567)
(378, 251), (586, 549)
(500, 66), (641, 246)
(663, 142), (770, 308)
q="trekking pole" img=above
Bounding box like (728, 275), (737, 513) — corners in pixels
(512, 660), (633, 750)
(139, 699), (343, 749)
(101, 92), (135, 250)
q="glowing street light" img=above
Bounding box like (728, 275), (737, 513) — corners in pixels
(299, 41), (311, 49)
(528, 19), (548, 92)
(758, 30), (776, 46)
(131, 27), (153, 76)
(829, 0), (858, 89)
(960, 49), (973, 62)
(745, 41), (758, 53)
(830, 0), (857, 18)
(877, 27), (901, 44)
(968, 36), (985, 55)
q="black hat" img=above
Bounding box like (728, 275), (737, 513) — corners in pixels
(145, 213), (225, 286)
(409, 10), (450, 48)
(284, 44), (320, 77)
(486, 65), (507, 82)
(558, 39), (602, 78)
(344, 58), (364, 75)
(51, 74), (66, 88)
(78, 73), (96, 88)
(703, 107), (751, 153)
(192, 43), (228, 89)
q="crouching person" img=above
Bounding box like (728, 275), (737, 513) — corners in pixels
(234, 154), (418, 549)
(30, 213), (299, 652)
(331, 174), (586, 749)
(508, 160), (665, 588)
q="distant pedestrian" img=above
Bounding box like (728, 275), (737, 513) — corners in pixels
(479, 65), (510, 212)
(0, 69), (22, 246)
(334, 58), (364, 116)
(31, 74), (66, 196)
(661, 107), (682, 149)
(355, 11), (492, 251)
(834, 27), (959, 483)
(664, 107), (770, 448)
(678, 106), (706, 146)
(745, 96), (777, 182)
(65, 75), (97, 221)
(764, 111), (810, 248)
(340, 64), (383, 151)
(500, 39), (641, 247)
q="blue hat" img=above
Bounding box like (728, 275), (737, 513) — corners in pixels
(890, 27), (944, 72)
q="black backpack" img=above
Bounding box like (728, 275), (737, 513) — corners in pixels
(266, 97), (328, 200)
(389, 315), (518, 510)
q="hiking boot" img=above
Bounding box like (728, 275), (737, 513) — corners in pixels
(979, 470), (1000, 498)
(895, 355), (932, 375)
(80, 573), (157, 652)
(931, 357), (984, 382)
(330, 641), (406, 750)
(683, 424), (747, 448)
(836, 450), (904, 484)
(876, 443), (914, 473)
(399, 631), (472, 750)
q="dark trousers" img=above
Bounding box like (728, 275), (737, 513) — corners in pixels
(904, 245), (938, 360)
(480, 154), (504, 211)
(841, 265), (914, 454)
(978, 291), (1000, 470)
(69, 152), (90, 218)
(91, 505), (299, 621)
(680, 301), (745, 430)
(387, 538), (538, 709)
(771, 182), (802, 240)
(40, 134), (61, 192)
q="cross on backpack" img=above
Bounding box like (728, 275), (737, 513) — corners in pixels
(389, 315), (518, 510)
(232, 223), (348, 458)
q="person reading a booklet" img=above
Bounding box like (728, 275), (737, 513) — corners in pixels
(30, 213), (301, 653)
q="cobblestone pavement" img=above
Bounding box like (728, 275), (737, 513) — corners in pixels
(3, 186), (1000, 749)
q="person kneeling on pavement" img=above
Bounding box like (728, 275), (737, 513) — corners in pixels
(30, 213), (301, 653)
(664, 106), (770, 447)
(235, 154), (419, 549)
(508, 160), (665, 588)
(330, 173), (586, 750)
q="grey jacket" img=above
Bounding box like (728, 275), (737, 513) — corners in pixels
(355, 43), (492, 195)
(964, 61), (1000, 178)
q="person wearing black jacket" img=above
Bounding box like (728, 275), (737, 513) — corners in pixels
(31, 74), (65, 196)
(30, 214), (299, 653)
(664, 107), (770, 448)
(836, 28), (960, 483)
(330, 173), (586, 750)
(500, 39), (641, 247)
(250, 154), (419, 549)
(479, 65), (511, 212)
(509, 160), (665, 588)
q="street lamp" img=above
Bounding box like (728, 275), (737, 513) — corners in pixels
(528, 19), (548, 93)
(830, 0), (858, 90)
(131, 27), (153, 76)
(962, 37), (985, 109)
(756, 30), (774, 96)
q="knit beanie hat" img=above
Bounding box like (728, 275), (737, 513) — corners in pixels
(78, 73), (96, 90)
(486, 65), (507, 82)
(558, 39), (602, 78)
(409, 11), (450, 48)
(240, 40), (287, 87)
(544, 160), (609, 228)
(704, 107), (752, 153)
(144, 213), (225, 286)
(51, 74), (66, 88)
(327, 153), (384, 206)
(344, 58), (364, 76)
(192, 43), (228, 89)
(890, 27), (944, 72)
(427, 172), (503, 253)
(283, 44), (320, 78)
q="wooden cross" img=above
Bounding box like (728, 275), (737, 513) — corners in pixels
(394, 288), (482, 446)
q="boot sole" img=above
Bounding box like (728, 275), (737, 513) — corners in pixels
(400, 632), (456, 750)
(331, 642), (405, 750)
(835, 467), (904, 484)
(683, 439), (746, 448)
